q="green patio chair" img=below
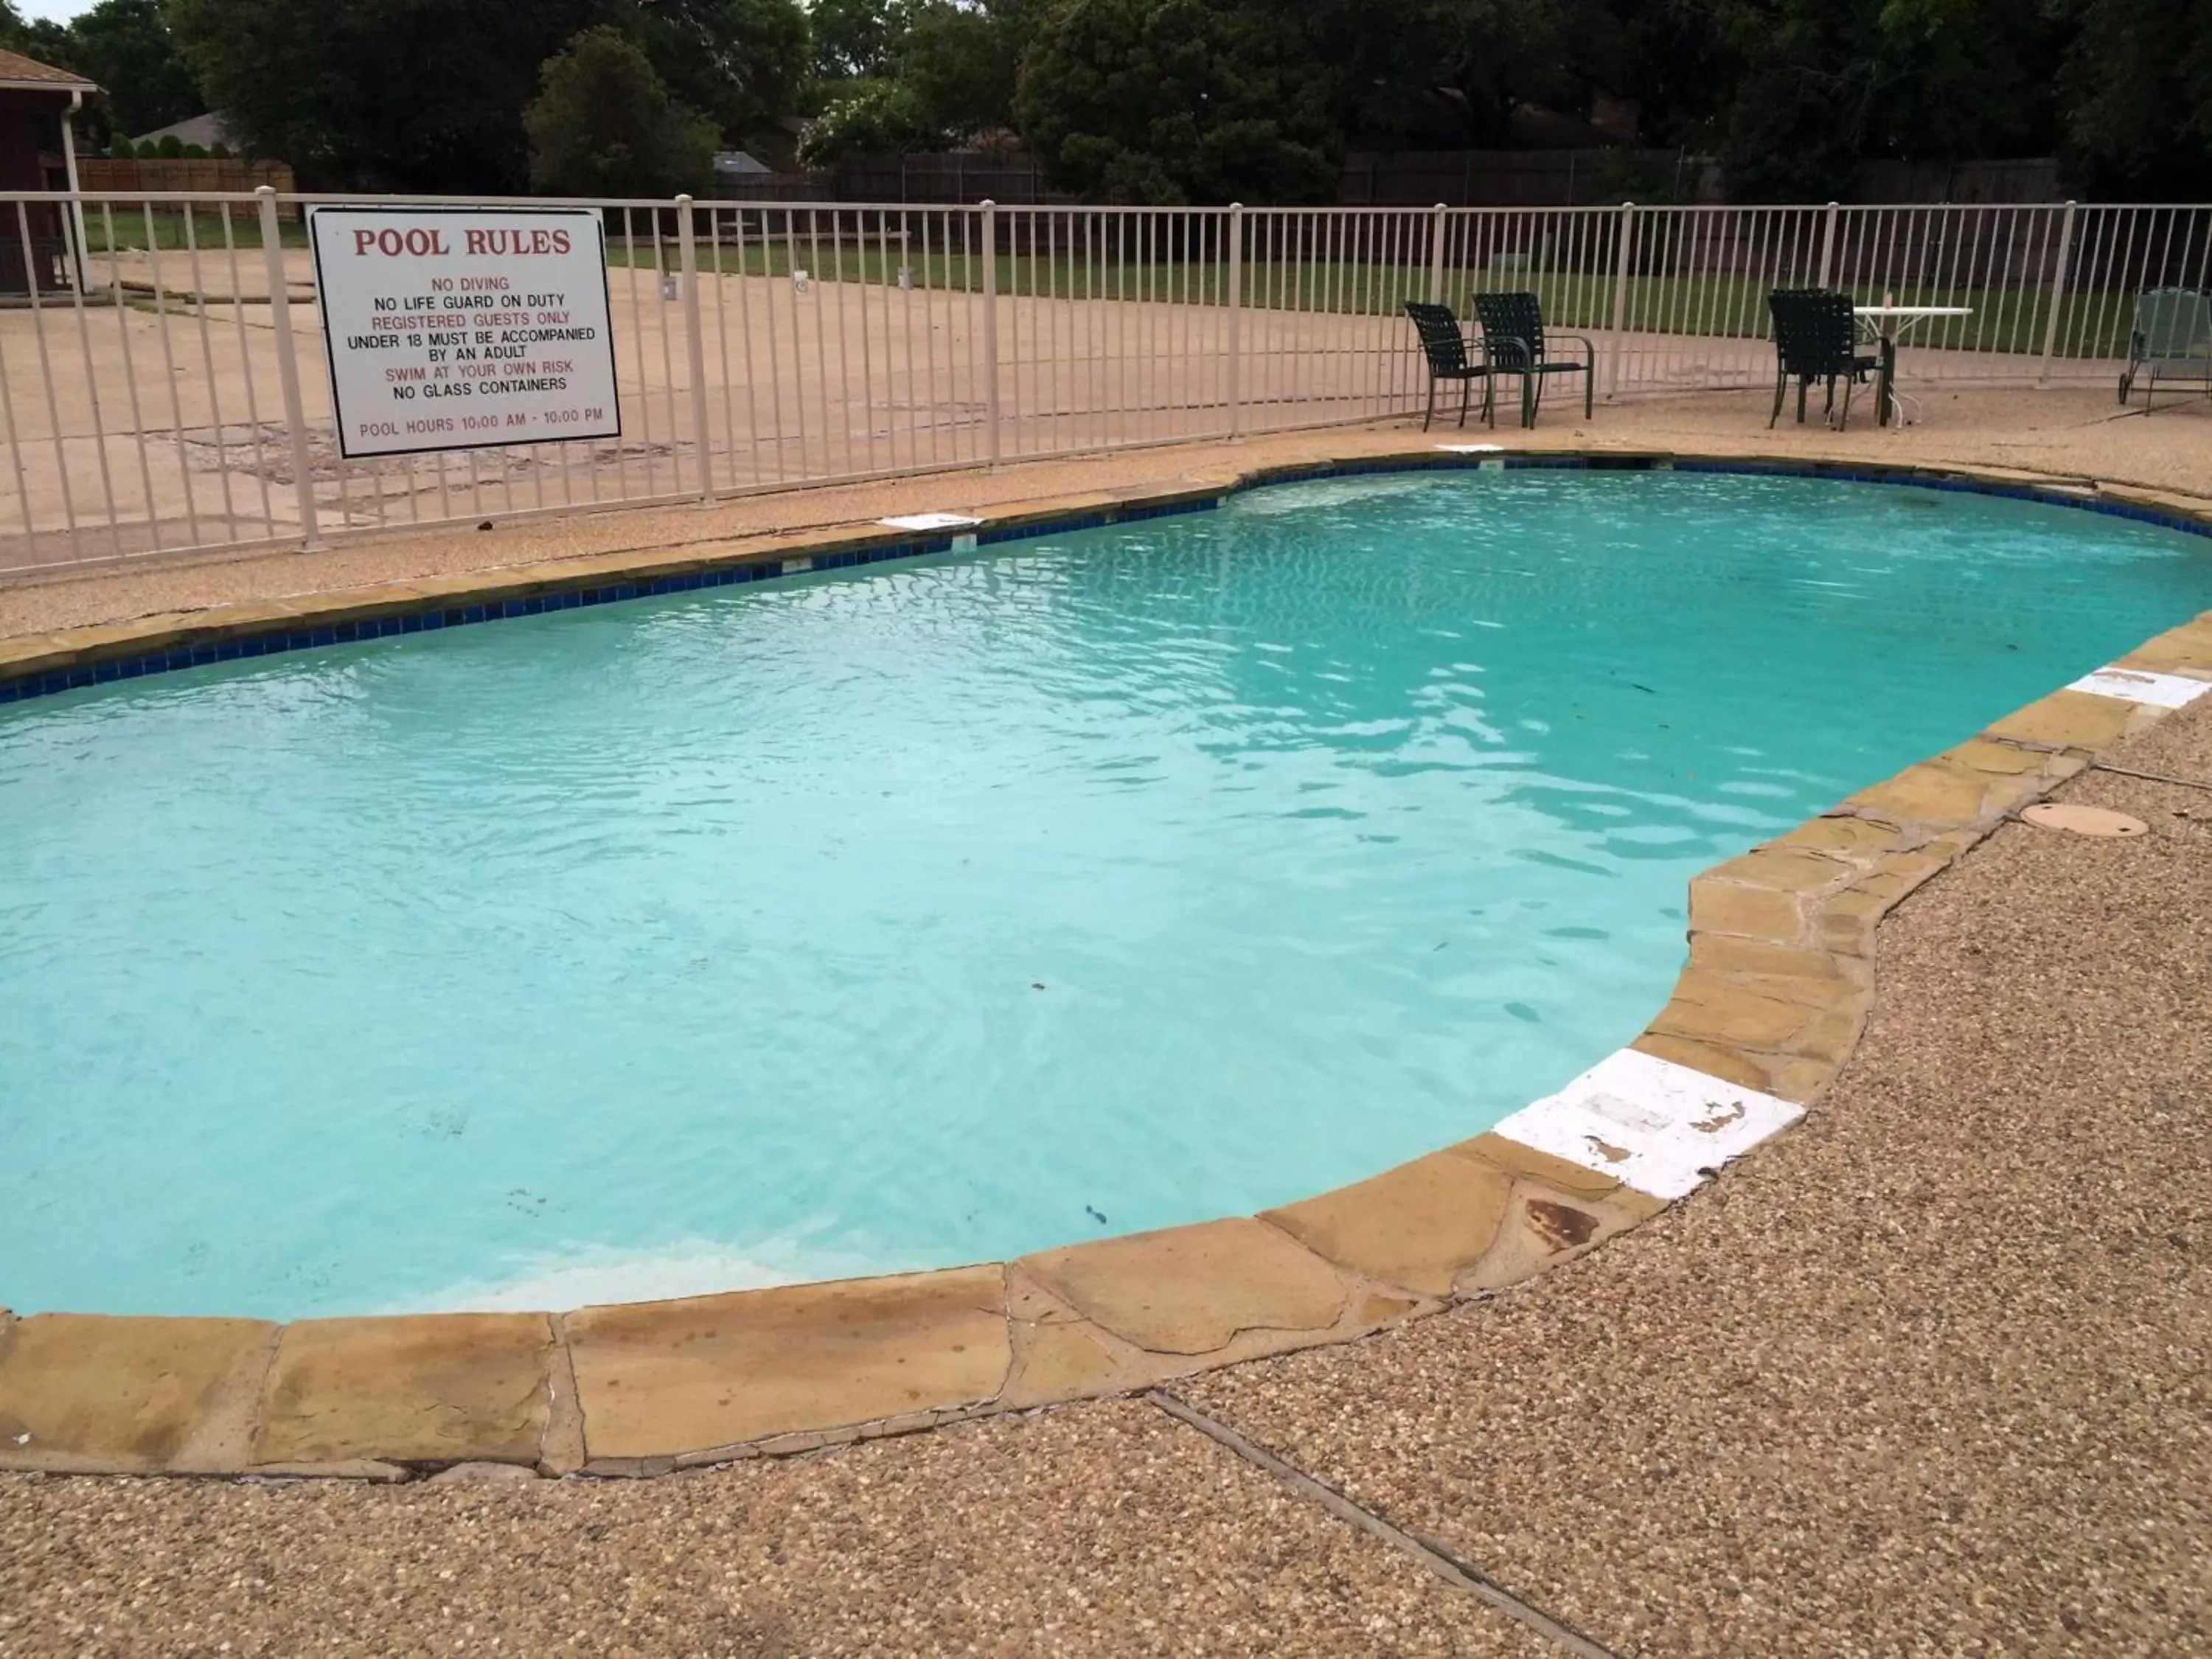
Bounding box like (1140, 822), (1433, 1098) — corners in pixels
(1767, 288), (1882, 430)
(2118, 288), (2212, 411)
(1403, 301), (1498, 430)
(1470, 291), (1595, 428)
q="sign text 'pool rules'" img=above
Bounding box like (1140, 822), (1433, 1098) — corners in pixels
(310, 206), (620, 459)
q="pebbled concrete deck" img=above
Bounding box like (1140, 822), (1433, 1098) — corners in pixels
(1178, 696), (2212, 1658)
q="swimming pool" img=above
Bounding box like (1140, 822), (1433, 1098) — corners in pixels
(3, 467), (2207, 1320)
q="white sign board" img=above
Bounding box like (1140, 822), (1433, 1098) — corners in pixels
(309, 206), (620, 459)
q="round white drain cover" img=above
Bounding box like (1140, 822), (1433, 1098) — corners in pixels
(2023, 801), (2148, 838)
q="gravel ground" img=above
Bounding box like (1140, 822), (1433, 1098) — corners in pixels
(0, 1399), (1557, 1658)
(1180, 721), (2212, 1657)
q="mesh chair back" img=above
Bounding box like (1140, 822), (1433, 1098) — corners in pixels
(1404, 302), (1471, 375)
(1472, 291), (1546, 369)
(2135, 288), (2212, 358)
(1767, 288), (1860, 378)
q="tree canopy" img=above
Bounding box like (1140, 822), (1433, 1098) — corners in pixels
(525, 26), (721, 196)
(2059, 0), (2212, 201)
(164, 0), (806, 191)
(1014, 0), (1338, 204)
(22, 0), (2209, 201)
(51, 0), (201, 138)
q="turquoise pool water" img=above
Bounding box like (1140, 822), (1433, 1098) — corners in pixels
(3, 470), (2208, 1319)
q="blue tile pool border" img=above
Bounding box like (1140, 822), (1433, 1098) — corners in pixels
(4, 452), (2208, 709)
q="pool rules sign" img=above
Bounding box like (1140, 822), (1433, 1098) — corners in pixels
(310, 206), (620, 459)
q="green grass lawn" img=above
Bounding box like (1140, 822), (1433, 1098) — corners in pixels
(633, 234), (2136, 360)
(78, 204), (308, 257)
(74, 205), (2129, 360)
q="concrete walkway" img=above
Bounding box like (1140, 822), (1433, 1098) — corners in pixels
(4, 700), (2208, 1654)
(6, 389), (2211, 639)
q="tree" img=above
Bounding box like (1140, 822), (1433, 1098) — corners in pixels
(167, 0), (605, 190)
(808, 0), (916, 79)
(796, 78), (947, 164)
(1570, 0), (1732, 150)
(1015, 0), (1339, 204)
(626, 0), (810, 139)
(2057, 0), (2212, 200)
(1693, 0), (2063, 200)
(61, 0), (203, 139)
(901, 0), (1042, 137)
(0, 1), (77, 71)
(167, 0), (804, 191)
(525, 25), (720, 196)
(1313, 0), (1586, 151)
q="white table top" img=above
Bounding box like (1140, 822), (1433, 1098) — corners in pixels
(1853, 305), (1972, 318)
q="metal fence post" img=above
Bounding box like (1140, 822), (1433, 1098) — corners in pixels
(980, 198), (1001, 466)
(1225, 202), (1243, 438)
(1427, 201), (1448, 303)
(675, 195), (714, 500)
(1606, 201), (1637, 397)
(2037, 200), (2079, 388)
(257, 186), (322, 550)
(1817, 200), (1839, 287)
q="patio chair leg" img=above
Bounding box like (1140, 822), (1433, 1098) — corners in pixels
(1796, 378), (1809, 424)
(1423, 378), (1436, 431)
(1770, 368), (1785, 428)
(1837, 374), (1854, 433)
(1482, 375), (1497, 428)
(1583, 369), (1593, 420)
(1457, 376), (1472, 428)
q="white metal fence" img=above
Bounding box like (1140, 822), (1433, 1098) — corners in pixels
(0, 192), (2205, 574)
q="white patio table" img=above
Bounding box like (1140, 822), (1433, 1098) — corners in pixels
(1853, 304), (1973, 426)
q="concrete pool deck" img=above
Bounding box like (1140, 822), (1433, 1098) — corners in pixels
(3, 384), (2211, 637)
(4, 398), (2212, 1652)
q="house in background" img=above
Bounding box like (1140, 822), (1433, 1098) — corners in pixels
(131, 111), (234, 151)
(0, 46), (97, 295)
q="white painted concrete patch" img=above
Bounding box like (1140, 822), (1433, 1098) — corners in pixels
(880, 512), (984, 532)
(1491, 1047), (1805, 1201)
(1433, 443), (1506, 454)
(2067, 666), (2212, 709)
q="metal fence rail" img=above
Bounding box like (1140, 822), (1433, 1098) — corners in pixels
(0, 192), (2205, 575)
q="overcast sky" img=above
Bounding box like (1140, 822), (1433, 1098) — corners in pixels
(17, 0), (94, 21)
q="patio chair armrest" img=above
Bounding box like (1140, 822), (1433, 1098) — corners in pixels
(1478, 333), (1535, 368)
(1555, 333), (1599, 372)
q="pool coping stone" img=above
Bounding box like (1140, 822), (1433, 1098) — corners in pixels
(2, 446), (2210, 1478)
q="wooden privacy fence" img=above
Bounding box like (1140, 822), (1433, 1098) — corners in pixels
(77, 158), (295, 197)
